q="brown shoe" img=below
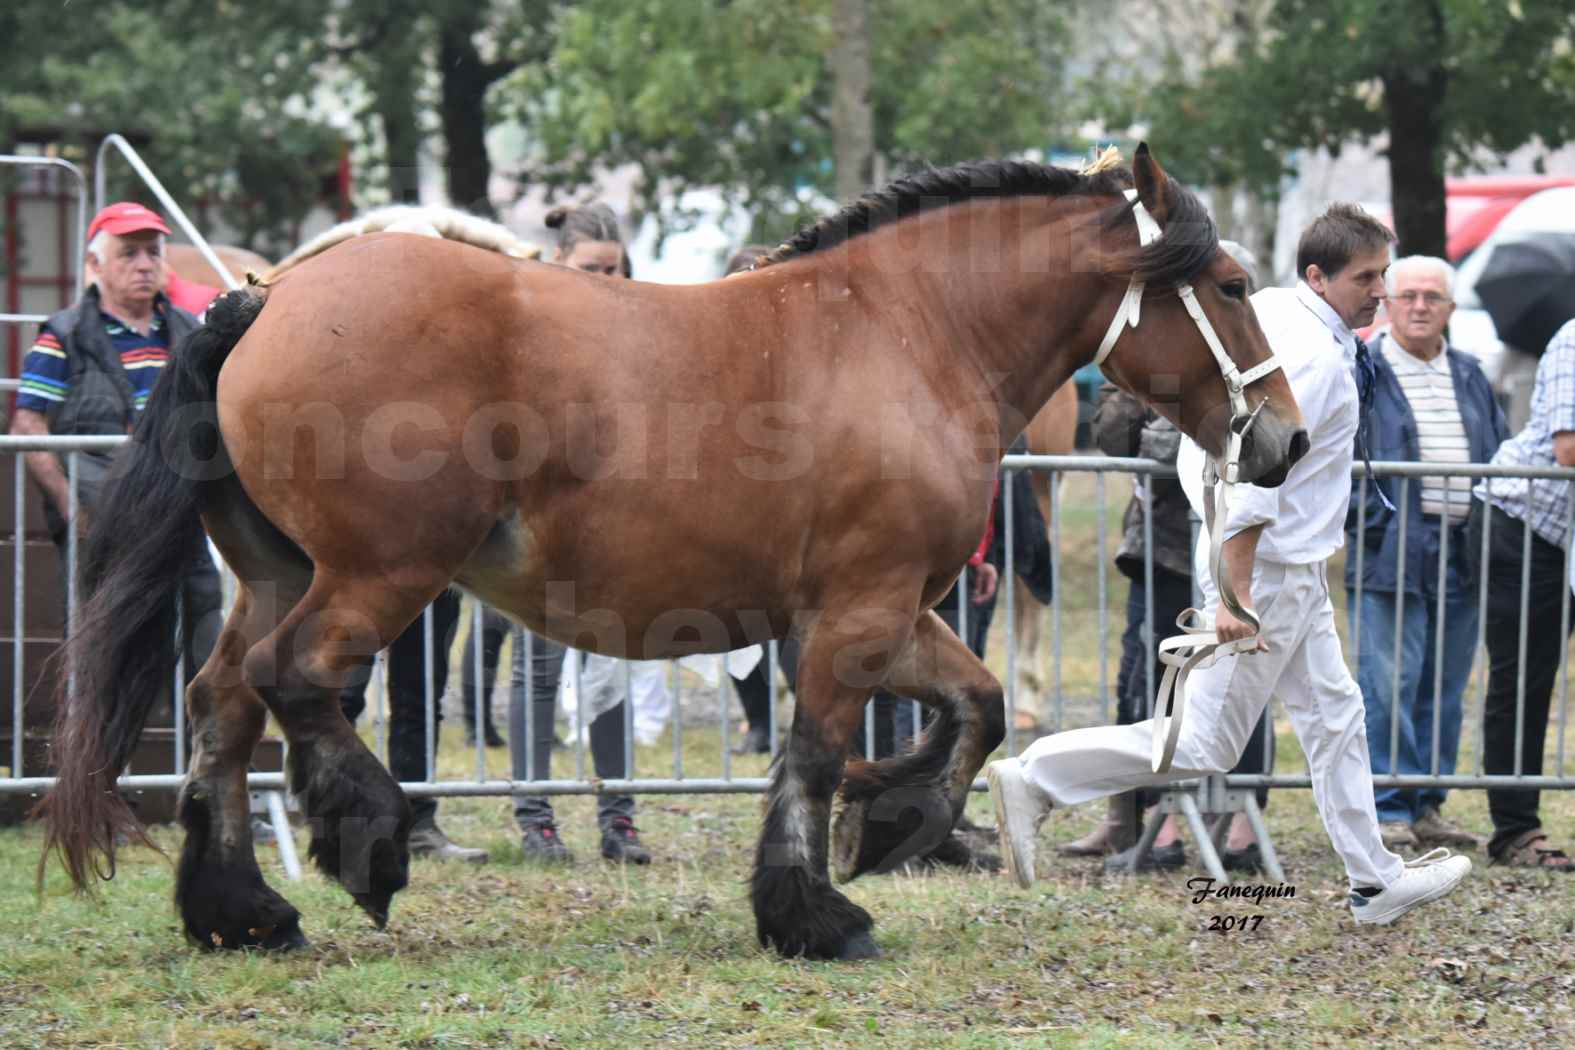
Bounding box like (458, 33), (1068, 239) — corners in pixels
(1413, 807), (1484, 850)
(1379, 820), (1419, 851)
(409, 821), (490, 864)
(1057, 793), (1137, 857)
(1490, 829), (1575, 871)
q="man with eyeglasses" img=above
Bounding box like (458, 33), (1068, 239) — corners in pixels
(1347, 256), (1507, 853)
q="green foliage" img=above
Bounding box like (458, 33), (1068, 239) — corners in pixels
(503, 0), (1072, 241)
(0, 0), (343, 254)
(1110, 0), (1575, 192)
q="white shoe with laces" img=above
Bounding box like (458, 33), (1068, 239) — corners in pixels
(987, 759), (1053, 888)
(1348, 847), (1471, 926)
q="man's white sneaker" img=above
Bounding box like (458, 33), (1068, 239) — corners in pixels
(987, 759), (1052, 888)
(1349, 848), (1471, 926)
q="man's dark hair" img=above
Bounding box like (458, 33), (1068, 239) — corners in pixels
(1295, 203), (1395, 281)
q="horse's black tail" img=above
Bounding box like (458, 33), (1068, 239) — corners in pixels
(38, 288), (267, 892)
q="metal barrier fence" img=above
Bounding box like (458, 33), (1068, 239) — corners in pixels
(1, 137), (287, 865)
(2, 442), (1573, 803)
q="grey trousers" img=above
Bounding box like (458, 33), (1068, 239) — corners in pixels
(508, 628), (635, 830)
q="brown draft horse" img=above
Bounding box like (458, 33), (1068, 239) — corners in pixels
(41, 146), (1306, 961)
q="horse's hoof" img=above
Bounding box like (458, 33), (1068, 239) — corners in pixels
(353, 889), (394, 930)
(294, 740), (411, 922)
(258, 917), (311, 952)
(829, 797), (867, 884)
(194, 910), (308, 953)
(832, 786), (952, 881)
(835, 930), (882, 961)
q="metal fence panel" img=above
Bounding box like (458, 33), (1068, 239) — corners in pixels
(3, 442), (1572, 802)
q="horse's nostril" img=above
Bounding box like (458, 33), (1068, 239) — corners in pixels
(1256, 463), (1289, 488)
(1288, 429), (1310, 464)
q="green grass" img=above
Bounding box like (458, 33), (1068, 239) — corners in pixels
(5, 765), (1574, 1049)
(3, 472), (1574, 1048)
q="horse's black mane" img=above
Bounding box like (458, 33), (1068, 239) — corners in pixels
(759, 159), (1218, 288)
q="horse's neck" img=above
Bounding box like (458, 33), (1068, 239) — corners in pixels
(841, 197), (1113, 446)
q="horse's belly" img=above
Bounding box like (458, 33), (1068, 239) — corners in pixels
(456, 510), (793, 660)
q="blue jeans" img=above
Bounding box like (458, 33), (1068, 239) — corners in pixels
(1351, 582), (1478, 824)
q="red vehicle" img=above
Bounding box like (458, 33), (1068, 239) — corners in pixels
(1443, 175), (1575, 261)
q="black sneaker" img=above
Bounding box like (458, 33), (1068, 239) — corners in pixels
(731, 724), (771, 755)
(1222, 842), (1264, 874)
(1103, 840), (1186, 875)
(465, 727), (507, 749)
(600, 817), (653, 865)
(521, 822), (573, 864)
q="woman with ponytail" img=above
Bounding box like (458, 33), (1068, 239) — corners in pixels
(508, 202), (651, 866)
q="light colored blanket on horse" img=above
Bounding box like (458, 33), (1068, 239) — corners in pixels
(259, 205), (543, 284)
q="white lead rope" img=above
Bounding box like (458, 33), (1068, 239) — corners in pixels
(1089, 190), (1283, 774)
(1151, 417), (1265, 773)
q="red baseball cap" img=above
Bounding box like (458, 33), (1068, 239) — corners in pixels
(86, 201), (171, 242)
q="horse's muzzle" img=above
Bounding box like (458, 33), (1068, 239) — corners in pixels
(1238, 416), (1309, 489)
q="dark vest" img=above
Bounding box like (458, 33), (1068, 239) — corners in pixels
(37, 286), (200, 532)
(43, 285), (200, 438)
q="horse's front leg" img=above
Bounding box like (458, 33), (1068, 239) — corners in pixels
(752, 606), (914, 961)
(176, 589), (307, 951)
(831, 610), (1006, 881)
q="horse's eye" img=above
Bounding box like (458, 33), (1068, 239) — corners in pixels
(1220, 281), (1247, 302)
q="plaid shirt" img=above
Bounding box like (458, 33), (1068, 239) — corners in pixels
(1475, 319), (1575, 547)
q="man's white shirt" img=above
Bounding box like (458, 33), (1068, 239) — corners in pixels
(1178, 281), (1359, 571)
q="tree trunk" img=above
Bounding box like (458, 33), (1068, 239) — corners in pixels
(372, 58), (423, 206)
(1382, 6), (1449, 259)
(439, 10), (498, 217)
(830, 0), (874, 203)
(1211, 181), (1238, 244)
(1241, 188), (1278, 286)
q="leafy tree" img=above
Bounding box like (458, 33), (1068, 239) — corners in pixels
(1101, 0), (1575, 259)
(0, 1), (342, 255)
(1, 0), (559, 245)
(504, 0), (1072, 239)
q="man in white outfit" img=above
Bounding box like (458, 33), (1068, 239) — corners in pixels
(988, 204), (1471, 925)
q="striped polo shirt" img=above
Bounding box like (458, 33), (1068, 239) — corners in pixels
(1379, 334), (1471, 521)
(15, 310), (171, 417)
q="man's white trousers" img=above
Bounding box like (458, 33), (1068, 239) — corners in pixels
(1015, 560), (1406, 889)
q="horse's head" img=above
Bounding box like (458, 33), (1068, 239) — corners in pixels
(1093, 145), (1307, 488)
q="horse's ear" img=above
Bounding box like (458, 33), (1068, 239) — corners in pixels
(1132, 143), (1172, 226)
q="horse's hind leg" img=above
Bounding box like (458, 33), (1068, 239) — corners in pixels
(752, 605), (915, 961)
(176, 585), (307, 950)
(831, 610), (1006, 881)
(243, 573), (439, 928)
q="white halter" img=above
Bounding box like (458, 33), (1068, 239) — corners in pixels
(1092, 189), (1286, 773)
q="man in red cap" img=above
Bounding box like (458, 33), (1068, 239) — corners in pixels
(8, 201), (220, 672)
